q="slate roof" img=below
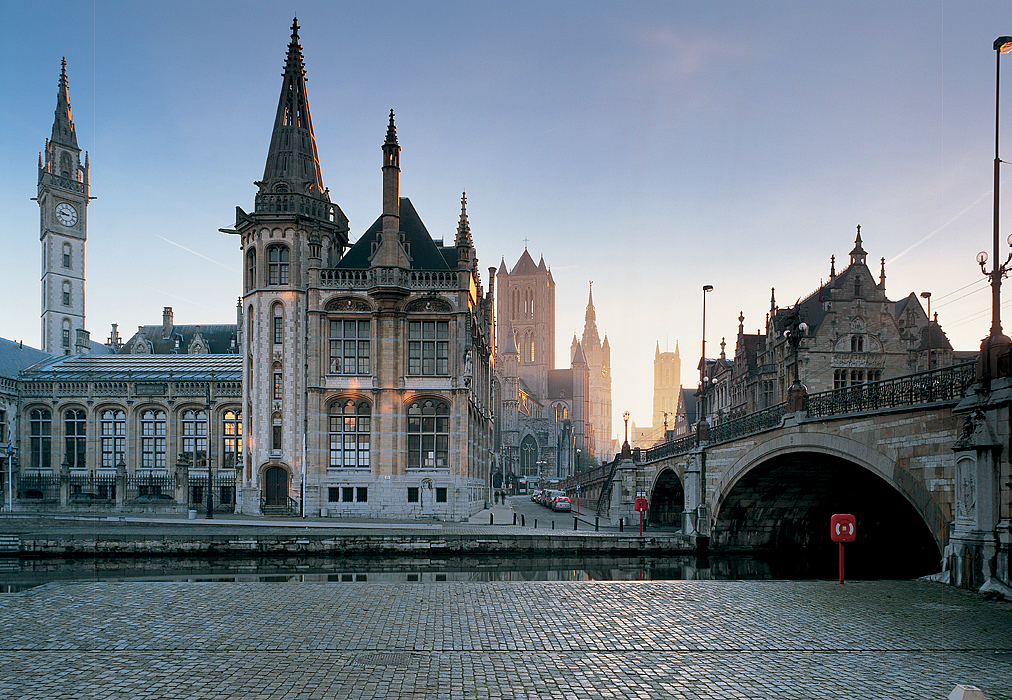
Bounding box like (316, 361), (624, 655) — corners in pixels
(547, 369), (574, 400)
(20, 353), (241, 382)
(509, 250), (539, 276)
(335, 198), (451, 270)
(0, 339), (53, 381)
(120, 324), (239, 355)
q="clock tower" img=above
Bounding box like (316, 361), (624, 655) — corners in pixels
(38, 58), (90, 355)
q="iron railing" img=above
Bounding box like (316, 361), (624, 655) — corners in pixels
(17, 473), (59, 501)
(708, 402), (788, 445)
(806, 361), (975, 419)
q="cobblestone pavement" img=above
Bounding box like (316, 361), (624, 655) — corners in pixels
(1, 578), (1009, 699)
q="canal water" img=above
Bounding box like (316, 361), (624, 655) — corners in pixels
(0, 552), (929, 592)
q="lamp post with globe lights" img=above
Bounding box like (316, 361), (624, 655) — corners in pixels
(976, 36), (1012, 381)
(782, 308), (809, 411)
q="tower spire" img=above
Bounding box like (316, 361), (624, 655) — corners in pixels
(260, 17), (325, 195)
(50, 57), (78, 149)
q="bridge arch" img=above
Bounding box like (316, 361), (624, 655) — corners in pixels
(710, 431), (946, 578)
(647, 467), (685, 526)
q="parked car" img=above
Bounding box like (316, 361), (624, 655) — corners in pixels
(531, 490), (541, 503)
(553, 496), (572, 512)
(545, 490), (564, 508)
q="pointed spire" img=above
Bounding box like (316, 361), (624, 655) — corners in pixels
(655, 341), (661, 358)
(879, 257), (886, 289)
(260, 18), (325, 195)
(497, 256), (508, 276)
(51, 57), (78, 149)
(502, 321), (518, 355)
(850, 224), (867, 265)
(674, 340), (679, 358)
(770, 287), (776, 312)
(830, 254), (836, 279)
(572, 341), (587, 365)
(738, 311), (745, 336)
(455, 192), (472, 248)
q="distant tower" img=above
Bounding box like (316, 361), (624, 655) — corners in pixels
(495, 250), (554, 400)
(577, 282), (613, 457)
(38, 59), (90, 355)
(652, 341), (682, 432)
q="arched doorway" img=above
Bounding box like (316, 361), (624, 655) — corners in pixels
(648, 469), (684, 526)
(264, 466), (289, 506)
(712, 452), (940, 579)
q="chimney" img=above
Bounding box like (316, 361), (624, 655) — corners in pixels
(162, 307), (173, 339)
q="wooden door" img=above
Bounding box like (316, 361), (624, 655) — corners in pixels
(265, 466), (288, 506)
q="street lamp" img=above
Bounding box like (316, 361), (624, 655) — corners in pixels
(920, 291), (932, 370)
(621, 411), (631, 459)
(701, 285), (713, 422)
(976, 35), (1012, 380)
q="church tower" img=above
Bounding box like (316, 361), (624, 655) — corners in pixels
(577, 283), (613, 457)
(38, 59), (90, 355)
(652, 341), (682, 433)
(495, 250), (554, 399)
(230, 19), (350, 513)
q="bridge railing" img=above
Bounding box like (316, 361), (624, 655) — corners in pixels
(707, 402), (788, 446)
(805, 361), (975, 419)
(638, 432), (697, 463)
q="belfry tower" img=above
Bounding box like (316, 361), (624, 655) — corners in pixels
(38, 59), (90, 355)
(230, 19), (350, 513)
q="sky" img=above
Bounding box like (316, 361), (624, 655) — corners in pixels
(1, 1), (1010, 443)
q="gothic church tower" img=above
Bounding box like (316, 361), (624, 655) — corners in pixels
(652, 341), (682, 433)
(38, 59), (90, 355)
(230, 19), (350, 512)
(575, 283), (613, 457)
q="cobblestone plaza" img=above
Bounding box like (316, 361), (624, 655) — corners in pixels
(1, 577), (1009, 699)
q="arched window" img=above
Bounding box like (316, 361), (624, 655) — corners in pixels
(272, 304), (284, 345)
(273, 362), (283, 400)
(329, 400), (371, 469)
(519, 434), (538, 478)
(30, 409), (52, 470)
(62, 319), (71, 349)
(60, 151), (71, 179)
(62, 280), (71, 306)
(222, 410), (242, 470)
(64, 409), (86, 469)
(141, 409), (167, 469)
(851, 335), (864, 352)
(100, 409), (125, 468)
(407, 399), (449, 469)
(246, 248), (257, 289)
(182, 409), (208, 467)
(62, 243), (71, 268)
(267, 245), (289, 285)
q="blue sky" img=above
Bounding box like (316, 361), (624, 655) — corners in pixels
(1, 1), (1009, 440)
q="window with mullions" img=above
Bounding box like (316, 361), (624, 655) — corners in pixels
(222, 410), (242, 470)
(408, 321), (448, 375)
(64, 409), (86, 469)
(100, 409), (125, 468)
(329, 400), (370, 469)
(273, 305), (284, 345)
(182, 409), (208, 467)
(407, 399), (449, 469)
(329, 319), (370, 374)
(30, 409), (51, 470)
(267, 245), (289, 285)
(246, 248), (256, 289)
(141, 409), (167, 469)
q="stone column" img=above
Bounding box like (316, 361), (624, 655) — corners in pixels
(59, 455), (70, 508)
(173, 453), (190, 507)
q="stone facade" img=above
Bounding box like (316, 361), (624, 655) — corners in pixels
(718, 227), (958, 420)
(228, 21), (494, 521)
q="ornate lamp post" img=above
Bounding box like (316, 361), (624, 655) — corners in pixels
(782, 308), (809, 411)
(204, 384), (214, 520)
(621, 411), (631, 459)
(976, 36), (1012, 381)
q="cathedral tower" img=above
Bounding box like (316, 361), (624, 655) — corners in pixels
(577, 283), (613, 457)
(38, 59), (90, 355)
(652, 341), (682, 432)
(230, 19), (350, 513)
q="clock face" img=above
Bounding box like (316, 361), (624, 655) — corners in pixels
(56, 202), (78, 227)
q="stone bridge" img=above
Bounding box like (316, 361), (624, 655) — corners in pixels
(564, 362), (1011, 593)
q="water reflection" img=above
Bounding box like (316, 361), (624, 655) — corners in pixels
(0, 551), (915, 592)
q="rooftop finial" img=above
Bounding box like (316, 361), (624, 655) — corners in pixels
(385, 109), (398, 146)
(455, 191), (473, 249)
(291, 16), (300, 40)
